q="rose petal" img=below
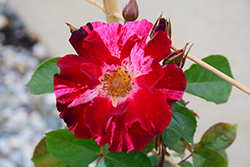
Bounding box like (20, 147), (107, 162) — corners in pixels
(126, 122), (155, 152)
(120, 34), (140, 61)
(54, 54), (90, 104)
(155, 64), (186, 106)
(123, 19), (153, 47)
(82, 31), (113, 65)
(144, 30), (172, 62)
(93, 118), (154, 153)
(93, 20), (153, 60)
(57, 102), (91, 138)
(69, 22), (106, 65)
(136, 59), (164, 91)
(93, 23), (123, 58)
(92, 88), (171, 152)
(69, 27), (89, 56)
(84, 97), (131, 136)
(84, 21), (106, 32)
(125, 88), (171, 135)
(68, 85), (101, 108)
(80, 62), (102, 86)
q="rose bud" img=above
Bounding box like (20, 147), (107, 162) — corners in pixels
(122, 0), (139, 22)
(150, 14), (171, 39)
(163, 43), (193, 68)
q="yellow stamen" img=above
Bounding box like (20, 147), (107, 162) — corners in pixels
(100, 67), (133, 101)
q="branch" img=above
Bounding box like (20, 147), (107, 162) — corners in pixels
(171, 44), (250, 96)
(152, 150), (181, 167)
(112, 12), (125, 22)
(86, 0), (104, 11)
(178, 153), (193, 164)
(86, 0), (124, 22)
(102, 0), (120, 23)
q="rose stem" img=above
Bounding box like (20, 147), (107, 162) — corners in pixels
(152, 150), (181, 167)
(86, 0), (250, 96)
(171, 44), (250, 96)
(86, 0), (124, 22)
(95, 147), (104, 167)
(86, 0), (104, 10)
(102, 0), (120, 23)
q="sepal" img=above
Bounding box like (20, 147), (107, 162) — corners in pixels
(66, 22), (78, 32)
(150, 13), (171, 39)
(163, 43), (193, 68)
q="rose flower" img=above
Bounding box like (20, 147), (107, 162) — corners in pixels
(54, 19), (186, 153)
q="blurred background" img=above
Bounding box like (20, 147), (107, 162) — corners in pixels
(0, 0), (250, 166)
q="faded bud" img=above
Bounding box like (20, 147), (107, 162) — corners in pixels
(163, 43), (193, 68)
(150, 13), (171, 39)
(122, 0), (139, 22)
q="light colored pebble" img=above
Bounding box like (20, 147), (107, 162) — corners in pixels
(0, 158), (16, 167)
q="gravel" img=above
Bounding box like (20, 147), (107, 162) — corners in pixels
(0, 2), (64, 167)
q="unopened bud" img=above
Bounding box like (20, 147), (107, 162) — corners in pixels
(163, 43), (193, 68)
(66, 22), (92, 41)
(150, 14), (171, 39)
(122, 0), (139, 22)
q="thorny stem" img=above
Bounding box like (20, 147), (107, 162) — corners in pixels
(156, 134), (161, 155)
(86, 0), (250, 96)
(178, 153), (193, 164)
(95, 147), (104, 167)
(152, 150), (181, 167)
(158, 147), (165, 167)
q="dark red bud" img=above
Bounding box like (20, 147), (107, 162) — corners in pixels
(66, 22), (92, 42)
(122, 0), (139, 22)
(67, 22), (93, 56)
(150, 14), (171, 39)
(154, 18), (167, 33)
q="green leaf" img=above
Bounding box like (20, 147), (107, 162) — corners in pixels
(102, 144), (110, 156)
(193, 147), (228, 167)
(149, 155), (170, 167)
(26, 57), (60, 94)
(32, 137), (68, 167)
(184, 55), (233, 104)
(162, 128), (181, 149)
(162, 129), (186, 154)
(178, 99), (186, 106)
(198, 123), (237, 151)
(140, 137), (155, 154)
(218, 150), (228, 163)
(171, 137), (186, 154)
(167, 102), (197, 143)
(104, 151), (153, 167)
(172, 152), (185, 159)
(179, 161), (193, 167)
(46, 129), (100, 167)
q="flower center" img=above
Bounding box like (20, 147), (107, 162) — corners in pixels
(100, 67), (133, 99)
